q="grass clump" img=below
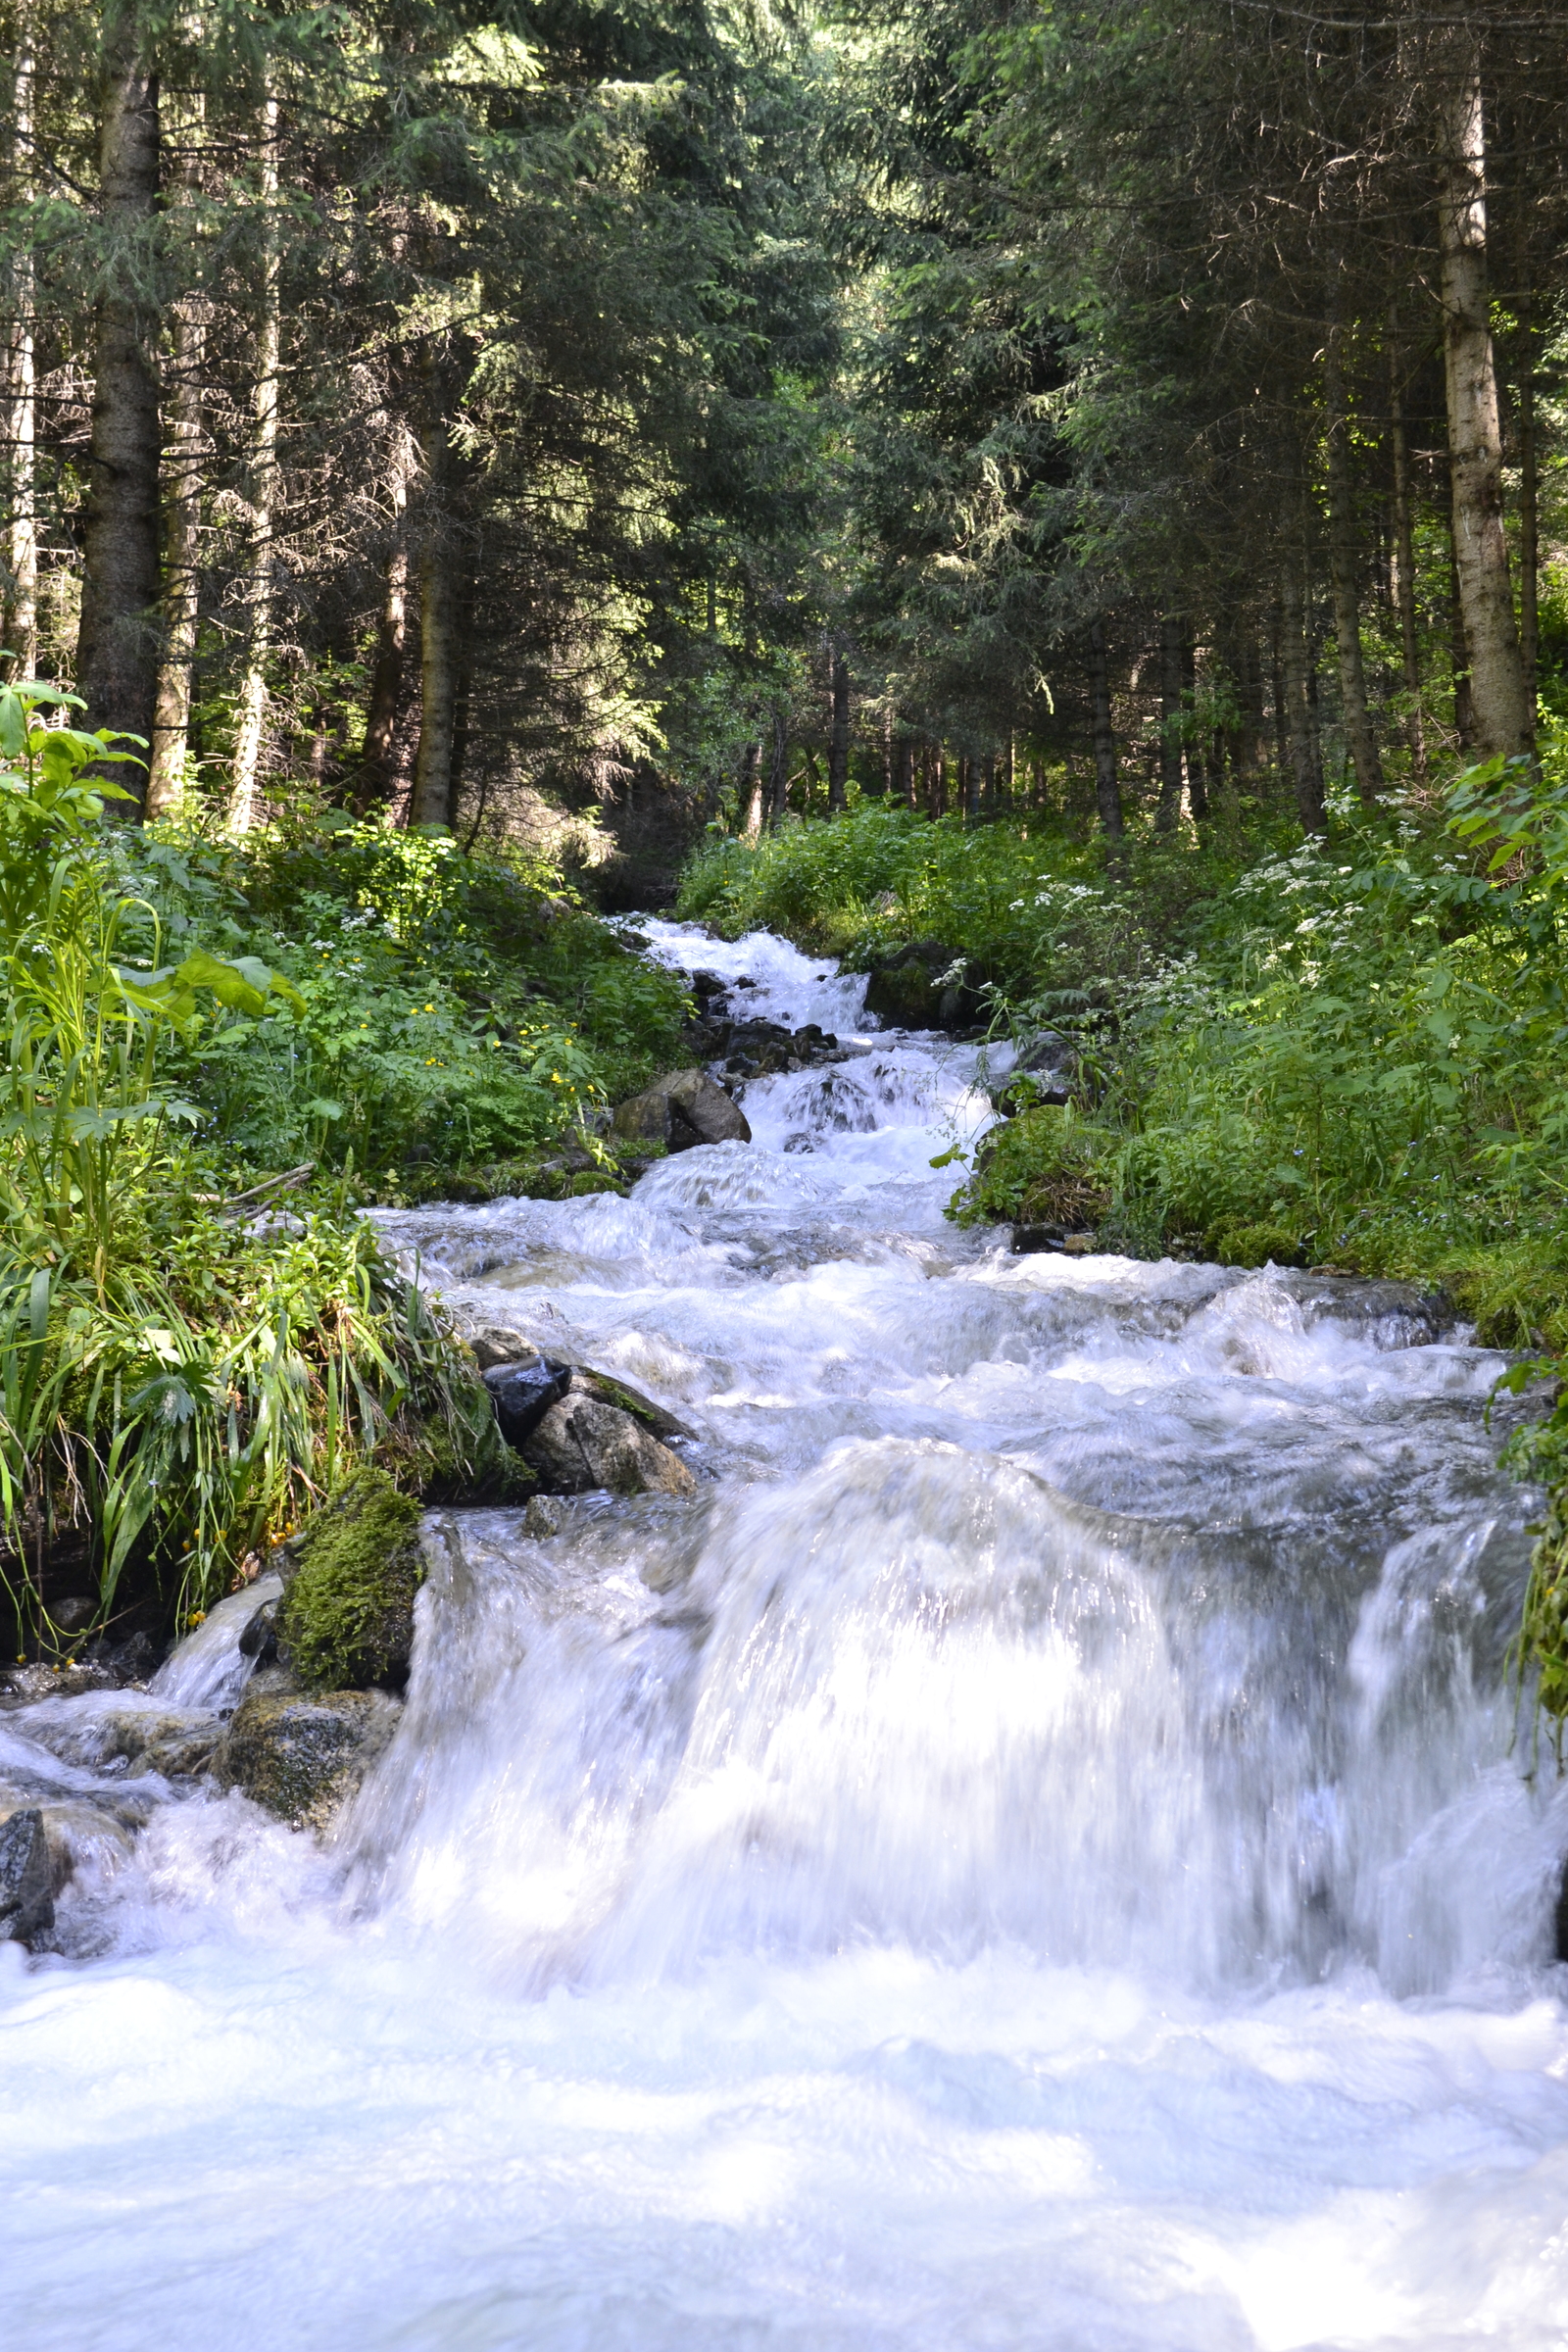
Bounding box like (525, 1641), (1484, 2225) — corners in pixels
(276, 1468), (425, 1692)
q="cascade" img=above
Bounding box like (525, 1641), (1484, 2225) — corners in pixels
(3, 923), (1567, 2351)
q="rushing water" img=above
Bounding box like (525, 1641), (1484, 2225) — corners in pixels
(5, 922), (1568, 2351)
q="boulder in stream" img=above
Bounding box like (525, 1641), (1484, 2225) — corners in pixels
(521, 1395), (697, 1498)
(216, 1686), (402, 1833)
(612, 1068), (751, 1151)
(0, 1806), (54, 1945)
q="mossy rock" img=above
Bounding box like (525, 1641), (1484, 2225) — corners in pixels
(216, 1684), (402, 1831)
(276, 1469), (425, 1692)
(1211, 1221), (1304, 1270)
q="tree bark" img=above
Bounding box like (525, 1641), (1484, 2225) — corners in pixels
(1280, 561), (1326, 834)
(1155, 612), (1184, 830)
(739, 738), (762, 841)
(228, 88), (280, 833)
(1518, 310), (1539, 724)
(826, 649), (849, 812)
(145, 298), (204, 813)
(1323, 314), (1384, 801)
(410, 509), (457, 827)
(1087, 617), (1123, 837)
(3, 17), (37, 677)
(1386, 311), (1427, 784)
(1179, 624), (1209, 818)
(892, 733), (914, 810)
(1446, 488), (1476, 752)
(357, 428), (413, 813)
(766, 703), (789, 826)
(1433, 39), (1532, 758)
(75, 17), (162, 783)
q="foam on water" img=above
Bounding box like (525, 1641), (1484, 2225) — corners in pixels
(4, 917), (1568, 2349)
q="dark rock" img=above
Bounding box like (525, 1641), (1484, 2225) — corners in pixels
(1012, 1224), (1068, 1254)
(483, 1356), (573, 1447)
(237, 1598), (280, 1664)
(521, 1396), (697, 1498)
(0, 1807), (54, 1945)
(612, 1068), (752, 1152)
(216, 1686), (402, 1832)
(49, 1595), (96, 1636)
(1279, 1273), (1455, 1350)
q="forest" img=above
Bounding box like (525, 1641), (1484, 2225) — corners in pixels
(2, 0), (1568, 1690)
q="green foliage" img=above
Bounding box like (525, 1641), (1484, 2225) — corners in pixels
(948, 1106), (1110, 1231)
(135, 815), (690, 1188)
(275, 1468), (425, 1694)
(0, 702), (533, 1658)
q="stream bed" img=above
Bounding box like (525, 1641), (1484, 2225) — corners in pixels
(4, 922), (1568, 2350)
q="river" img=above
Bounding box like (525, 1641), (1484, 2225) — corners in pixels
(4, 921), (1568, 2350)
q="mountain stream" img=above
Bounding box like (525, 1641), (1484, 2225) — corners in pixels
(4, 922), (1568, 2350)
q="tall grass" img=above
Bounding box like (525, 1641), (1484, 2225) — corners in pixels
(0, 686), (500, 1655)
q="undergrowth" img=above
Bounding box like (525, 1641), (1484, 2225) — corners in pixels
(0, 682), (675, 1665)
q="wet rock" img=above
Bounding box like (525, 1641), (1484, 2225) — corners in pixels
(612, 1068), (752, 1152)
(0, 1807), (53, 1945)
(0, 1659), (119, 1708)
(1011, 1224), (1098, 1256)
(521, 1395), (697, 1498)
(522, 1494), (567, 1539)
(1279, 1272), (1455, 1349)
(129, 1723), (221, 1781)
(216, 1686), (402, 1833)
(483, 1355), (573, 1447)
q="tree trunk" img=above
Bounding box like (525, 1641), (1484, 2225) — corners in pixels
(410, 509), (457, 827)
(1155, 612), (1184, 830)
(357, 429), (413, 812)
(75, 19), (162, 782)
(3, 18), (37, 677)
(739, 739), (762, 841)
(1387, 311), (1427, 784)
(767, 704), (789, 826)
(827, 650), (849, 812)
(1433, 39), (1532, 758)
(1280, 562), (1326, 834)
(145, 298), (204, 814)
(962, 755), (981, 821)
(1179, 624), (1209, 818)
(1446, 490), (1476, 752)
(228, 88), (280, 833)
(1087, 617), (1123, 837)
(1518, 310), (1539, 724)
(892, 734), (914, 810)
(1323, 314), (1384, 801)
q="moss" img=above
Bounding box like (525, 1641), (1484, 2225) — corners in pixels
(1211, 1221), (1305, 1269)
(276, 1469), (426, 1692)
(395, 1360), (536, 1504)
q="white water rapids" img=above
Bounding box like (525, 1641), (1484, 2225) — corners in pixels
(5, 920), (1568, 2350)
